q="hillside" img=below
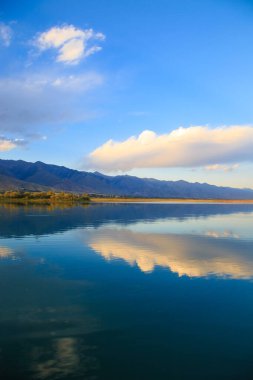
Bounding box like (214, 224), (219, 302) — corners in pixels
(0, 159), (252, 199)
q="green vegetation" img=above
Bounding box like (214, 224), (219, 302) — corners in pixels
(0, 191), (90, 205)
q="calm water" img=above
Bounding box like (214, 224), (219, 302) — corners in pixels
(1, 203), (253, 380)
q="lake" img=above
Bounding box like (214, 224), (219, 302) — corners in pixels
(0, 203), (253, 379)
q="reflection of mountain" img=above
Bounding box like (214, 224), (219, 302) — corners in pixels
(87, 227), (253, 279)
(0, 203), (253, 238)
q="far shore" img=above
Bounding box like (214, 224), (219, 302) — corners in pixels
(90, 197), (253, 204)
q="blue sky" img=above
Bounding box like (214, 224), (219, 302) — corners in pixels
(1, 0), (253, 188)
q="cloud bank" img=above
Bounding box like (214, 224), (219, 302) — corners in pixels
(35, 24), (105, 64)
(0, 72), (103, 136)
(0, 23), (12, 46)
(87, 126), (253, 171)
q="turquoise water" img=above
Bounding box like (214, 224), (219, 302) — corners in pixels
(0, 203), (253, 379)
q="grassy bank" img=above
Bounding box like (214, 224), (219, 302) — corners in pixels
(1, 192), (253, 205)
(0, 191), (90, 205)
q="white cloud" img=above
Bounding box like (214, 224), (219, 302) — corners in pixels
(205, 164), (239, 172)
(87, 126), (253, 171)
(51, 72), (103, 91)
(35, 24), (105, 64)
(0, 137), (23, 151)
(0, 22), (12, 46)
(0, 72), (103, 135)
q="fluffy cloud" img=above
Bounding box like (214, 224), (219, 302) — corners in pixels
(0, 72), (103, 135)
(87, 126), (253, 171)
(0, 22), (12, 46)
(35, 24), (105, 64)
(205, 164), (239, 172)
(0, 137), (24, 151)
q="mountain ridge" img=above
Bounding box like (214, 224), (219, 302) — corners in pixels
(0, 159), (252, 199)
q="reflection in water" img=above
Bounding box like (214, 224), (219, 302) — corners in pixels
(87, 226), (253, 279)
(33, 338), (79, 379)
(32, 337), (98, 380)
(205, 231), (240, 239)
(0, 246), (13, 259)
(1, 204), (253, 380)
(0, 203), (253, 238)
(0, 250), (99, 379)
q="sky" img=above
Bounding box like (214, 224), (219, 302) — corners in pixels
(1, 0), (253, 188)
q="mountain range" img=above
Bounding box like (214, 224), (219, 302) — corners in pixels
(0, 159), (252, 199)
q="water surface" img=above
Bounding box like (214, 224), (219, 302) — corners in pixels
(0, 203), (253, 379)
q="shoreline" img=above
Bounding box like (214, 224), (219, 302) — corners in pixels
(90, 197), (253, 204)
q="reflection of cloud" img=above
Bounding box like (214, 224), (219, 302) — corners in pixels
(205, 231), (240, 239)
(0, 246), (13, 258)
(32, 337), (98, 379)
(34, 338), (79, 379)
(87, 228), (253, 279)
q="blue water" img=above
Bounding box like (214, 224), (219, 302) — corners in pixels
(0, 203), (253, 379)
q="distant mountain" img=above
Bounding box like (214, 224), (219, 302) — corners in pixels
(0, 159), (252, 199)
